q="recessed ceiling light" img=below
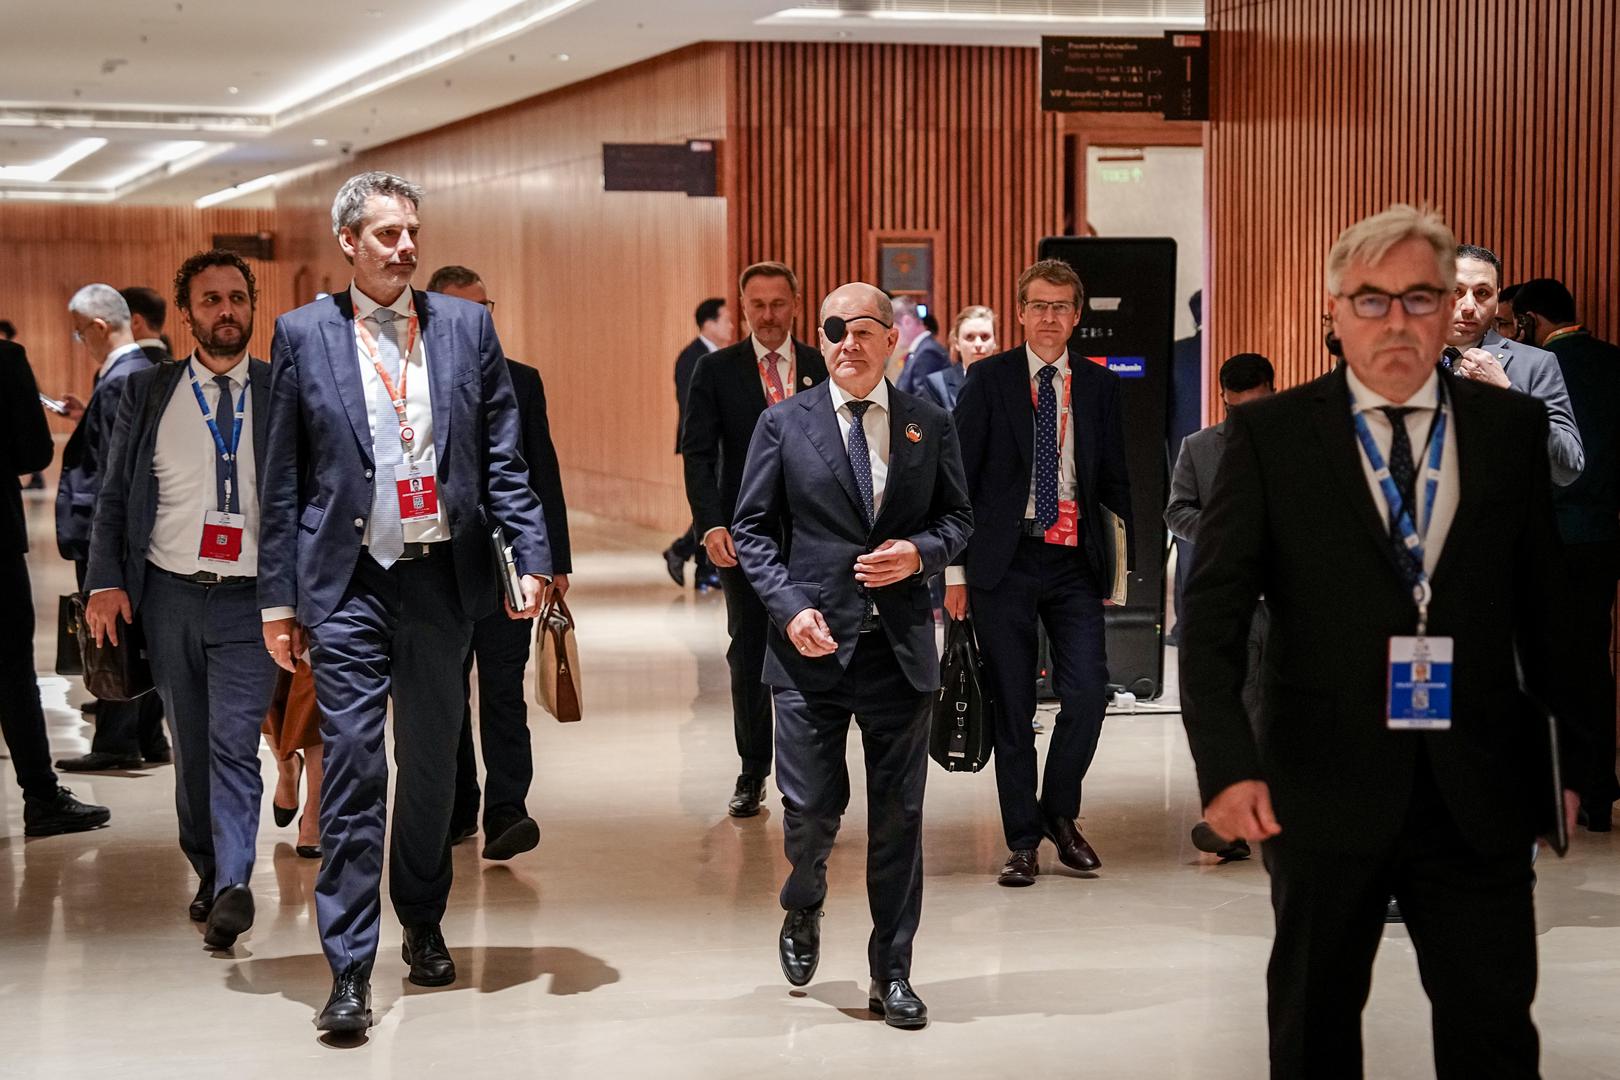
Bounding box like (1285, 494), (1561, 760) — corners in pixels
(312, 137), (329, 146)
(227, 85), (240, 94)
(555, 53), (570, 61)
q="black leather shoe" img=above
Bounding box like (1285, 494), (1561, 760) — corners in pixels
(1042, 813), (1102, 871)
(1579, 801), (1613, 832)
(402, 924), (456, 986)
(481, 813), (540, 861)
(696, 570), (721, 592)
(1384, 896), (1404, 924)
(449, 820), (478, 845)
(662, 545), (686, 587)
(1191, 821), (1252, 861)
(22, 786), (111, 837)
(728, 775), (766, 818)
(315, 968), (372, 1033)
(142, 742), (172, 765)
(868, 978), (929, 1029)
(204, 883), (255, 949)
(997, 848), (1039, 887)
(189, 876), (216, 922)
(55, 751), (141, 772)
(779, 906), (822, 986)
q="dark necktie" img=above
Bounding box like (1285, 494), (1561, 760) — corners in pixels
(845, 400), (875, 527)
(1034, 365), (1060, 529)
(1379, 405), (1421, 583)
(213, 375), (238, 514)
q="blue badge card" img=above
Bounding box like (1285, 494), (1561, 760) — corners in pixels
(1387, 636), (1453, 730)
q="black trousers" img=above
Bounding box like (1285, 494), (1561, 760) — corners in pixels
(1564, 540), (1619, 806)
(718, 563), (773, 779)
(1264, 753), (1539, 1079)
(0, 553), (58, 799)
(72, 559), (165, 758)
(972, 538), (1110, 850)
(773, 631), (930, 981)
(454, 608), (536, 829)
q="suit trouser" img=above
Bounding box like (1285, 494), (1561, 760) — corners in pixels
(1563, 540), (1619, 806)
(73, 559), (166, 757)
(774, 632), (930, 981)
(308, 547), (472, 977)
(1263, 752), (1539, 1079)
(972, 537), (1110, 851)
(454, 609), (536, 829)
(141, 569), (278, 891)
(718, 564), (773, 779)
(0, 553), (58, 799)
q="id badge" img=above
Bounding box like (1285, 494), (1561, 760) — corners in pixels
(395, 452), (440, 525)
(1387, 635), (1454, 730)
(1043, 499), (1080, 547)
(198, 511), (246, 568)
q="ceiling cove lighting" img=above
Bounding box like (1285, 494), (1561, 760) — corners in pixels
(764, 7), (1203, 25)
(0, 137), (108, 182)
(194, 171), (280, 209)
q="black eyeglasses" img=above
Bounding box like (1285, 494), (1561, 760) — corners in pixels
(1338, 287), (1446, 319)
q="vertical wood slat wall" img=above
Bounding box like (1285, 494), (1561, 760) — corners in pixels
(1206, 0), (1620, 408)
(729, 43), (1065, 350)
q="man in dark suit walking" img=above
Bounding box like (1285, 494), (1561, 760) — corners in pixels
(945, 258), (1135, 886)
(733, 281), (970, 1028)
(85, 250), (278, 948)
(259, 171), (552, 1033)
(681, 262), (828, 817)
(1181, 204), (1591, 1079)
(893, 296), (949, 397)
(427, 263), (573, 860)
(665, 298), (731, 590)
(0, 337), (110, 837)
(121, 285), (173, 365)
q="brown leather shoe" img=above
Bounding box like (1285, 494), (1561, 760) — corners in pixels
(1043, 813), (1101, 871)
(997, 848), (1039, 886)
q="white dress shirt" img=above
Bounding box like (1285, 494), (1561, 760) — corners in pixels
(148, 355), (260, 577)
(1023, 346), (1080, 516)
(827, 377), (892, 517)
(1345, 367), (1458, 577)
(350, 284), (447, 546)
(698, 334), (721, 353)
(98, 341), (145, 382)
(751, 334), (796, 401)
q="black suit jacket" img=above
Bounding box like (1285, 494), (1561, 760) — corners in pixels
(673, 337), (709, 453)
(140, 344), (174, 366)
(681, 338), (828, 536)
(1546, 330), (1620, 546)
(56, 345), (156, 561)
(84, 358), (270, 611)
(1180, 366), (1591, 856)
(1, 341), (54, 557)
(507, 358), (572, 574)
(732, 380), (972, 693)
(952, 346), (1135, 588)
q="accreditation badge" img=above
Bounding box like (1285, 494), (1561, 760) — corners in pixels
(1386, 635), (1454, 730)
(197, 511), (246, 569)
(1043, 499), (1081, 547)
(395, 450), (441, 525)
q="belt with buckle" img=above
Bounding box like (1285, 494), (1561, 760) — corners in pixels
(392, 541), (436, 562)
(153, 565), (253, 587)
(1019, 519), (1047, 537)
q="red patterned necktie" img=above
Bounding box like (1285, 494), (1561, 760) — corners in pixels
(760, 353), (787, 405)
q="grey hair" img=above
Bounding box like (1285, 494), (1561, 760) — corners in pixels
(330, 170), (425, 236)
(68, 283), (131, 328)
(1325, 204), (1457, 295)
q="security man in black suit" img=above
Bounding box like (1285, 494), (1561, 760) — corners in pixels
(121, 286), (174, 365)
(665, 298), (731, 589)
(428, 265), (573, 861)
(1181, 205), (1591, 1079)
(681, 261), (828, 817)
(946, 258), (1134, 886)
(733, 281), (971, 1029)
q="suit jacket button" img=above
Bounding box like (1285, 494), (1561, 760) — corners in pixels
(365, 469), (373, 479)
(353, 517), (364, 529)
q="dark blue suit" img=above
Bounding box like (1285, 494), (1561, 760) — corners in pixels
(921, 362), (965, 413)
(260, 288), (550, 977)
(86, 358), (278, 893)
(895, 334), (950, 397)
(953, 346), (1134, 852)
(733, 379), (971, 980)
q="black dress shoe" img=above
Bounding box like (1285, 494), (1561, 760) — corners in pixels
(1190, 821), (1252, 861)
(55, 751), (141, 772)
(1579, 801), (1613, 832)
(481, 813), (540, 861)
(997, 848), (1039, 887)
(696, 570), (722, 593)
(1042, 813), (1102, 871)
(662, 545), (686, 587)
(449, 820), (479, 845)
(868, 978), (929, 1029)
(779, 906), (822, 986)
(1384, 896), (1404, 923)
(728, 775), (766, 818)
(204, 883), (255, 949)
(22, 786), (111, 837)
(402, 924), (456, 987)
(142, 743), (172, 765)
(189, 877), (216, 922)
(316, 968), (372, 1033)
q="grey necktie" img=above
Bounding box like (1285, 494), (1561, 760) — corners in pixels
(366, 309), (405, 568)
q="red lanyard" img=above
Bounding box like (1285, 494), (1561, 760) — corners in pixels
(1029, 364), (1072, 455)
(355, 306), (421, 444)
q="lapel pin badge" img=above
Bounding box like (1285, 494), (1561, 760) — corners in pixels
(801, 376), (812, 387)
(904, 423), (923, 443)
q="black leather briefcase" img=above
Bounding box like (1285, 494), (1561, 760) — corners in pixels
(930, 616), (994, 773)
(70, 594), (155, 702)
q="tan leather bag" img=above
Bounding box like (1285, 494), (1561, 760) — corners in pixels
(535, 594), (582, 722)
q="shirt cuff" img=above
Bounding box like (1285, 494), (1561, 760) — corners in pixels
(702, 526), (727, 542)
(945, 565), (967, 587)
(88, 587), (116, 596)
(261, 606), (296, 623)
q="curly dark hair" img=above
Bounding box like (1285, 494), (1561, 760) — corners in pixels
(174, 249), (258, 313)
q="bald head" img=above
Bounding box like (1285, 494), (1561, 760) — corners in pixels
(819, 282), (893, 326)
(818, 281), (898, 398)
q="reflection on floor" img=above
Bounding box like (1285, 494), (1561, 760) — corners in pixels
(3, 499), (1618, 1079)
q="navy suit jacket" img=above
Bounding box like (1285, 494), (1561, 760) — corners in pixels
(85, 358), (270, 611)
(896, 334), (950, 397)
(732, 380), (972, 694)
(258, 289), (550, 627)
(921, 362), (965, 412)
(952, 346), (1135, 590)
(56, 345), (155, 562)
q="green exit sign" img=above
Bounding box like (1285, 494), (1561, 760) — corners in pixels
(1100, 165), (1144, 184)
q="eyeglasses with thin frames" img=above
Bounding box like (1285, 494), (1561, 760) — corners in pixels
(1338, 287), (1446, 319)
(1023, 301), (1077, 317)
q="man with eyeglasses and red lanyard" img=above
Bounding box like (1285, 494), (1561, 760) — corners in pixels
(258, 171), (552, 1035)
(945, 258), (1135, 887)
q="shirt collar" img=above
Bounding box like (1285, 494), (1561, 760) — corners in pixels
(1346, 366), (1440, 413)
(698, 334), (721, 353)
(100, 341), (144, 377)
(350, 283), (415, 322)
(135, 337), (165, 351)
(187, 353), (250, 388)
(829, 376), (890, 415)
(908, 331), (932, 354)
(752, 335), (792, 363)
(1025, 344), (1070, 379)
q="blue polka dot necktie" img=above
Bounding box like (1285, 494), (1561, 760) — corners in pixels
(1034, 365), (1060, 530)
(845, 400), (875, 527)
(1379, 406), (1422, 585)
(212, 375), (239, 514)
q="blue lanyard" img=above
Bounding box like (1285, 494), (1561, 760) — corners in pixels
(188, 366), (246, 513)
(1351, 391), (1447, 630)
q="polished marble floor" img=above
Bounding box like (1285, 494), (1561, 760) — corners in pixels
(3, 493), (1618, 1079)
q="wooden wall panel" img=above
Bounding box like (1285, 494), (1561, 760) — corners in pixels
(0, 205), (284, 435)
(274, 45), (732, 532)
(1207, 0), (1620, 410)
(728, 43), (1065, 361)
